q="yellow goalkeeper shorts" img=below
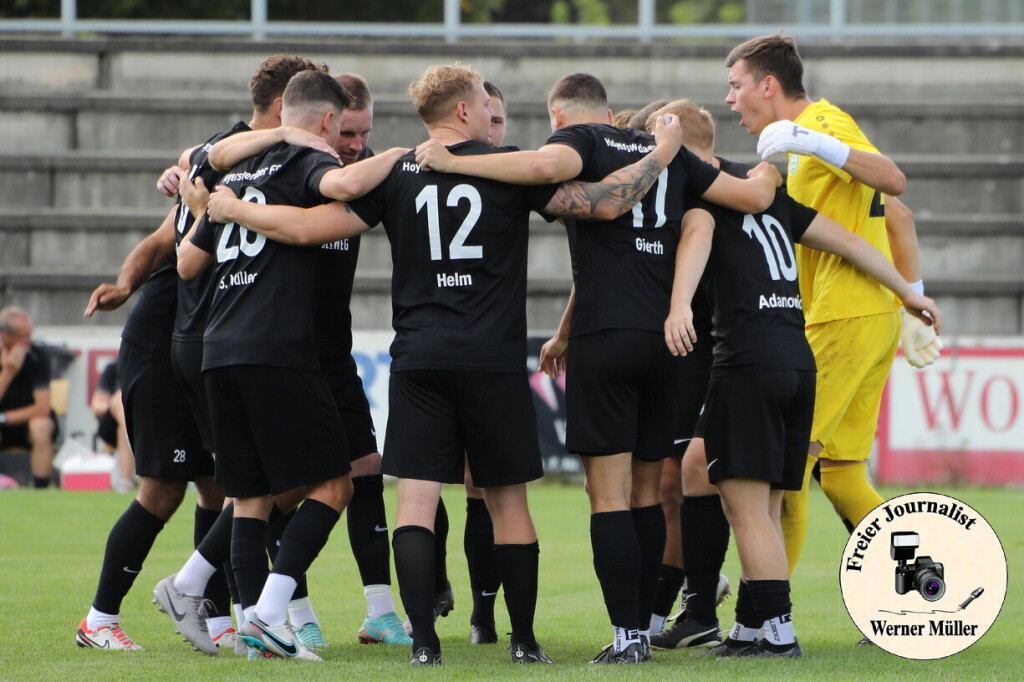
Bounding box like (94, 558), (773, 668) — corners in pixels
(807, 311), (900, 461)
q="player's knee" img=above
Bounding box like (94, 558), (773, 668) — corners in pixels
(308, 475), (353, 512)
(193, 475), (225, 509)
(137, 476), (188, 520)
(350, 451), (382, 477)
(27, 416), (54, 444)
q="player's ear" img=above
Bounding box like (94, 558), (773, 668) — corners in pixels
(271, 96), (285, 122)
(762, 75), (779, 99)
(320, 110), (335, 137)
(604, 108), (614, 125)
(455, 99), (469, 123)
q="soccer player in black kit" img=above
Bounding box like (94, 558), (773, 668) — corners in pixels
(415, 72), (780, 664)
(205, 62), (685, 665)
(175, 70), (400, 662)
(664, 100), (940, 659)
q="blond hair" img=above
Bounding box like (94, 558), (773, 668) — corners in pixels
(409, 63), (483, 125)
(652, 99), (716, 152)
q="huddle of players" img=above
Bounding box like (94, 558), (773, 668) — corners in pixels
(75, 33), (942, 666)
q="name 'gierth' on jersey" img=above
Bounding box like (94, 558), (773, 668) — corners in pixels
(191, 142), (339, 373)
(691, 158), (817, 376)
(544, 123), (720, 337)
(348, 141), (559, 373)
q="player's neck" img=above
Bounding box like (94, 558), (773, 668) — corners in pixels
(776, 96), (812, 123)
(249, 110), (281, 131)
(428, 124), (476, 146)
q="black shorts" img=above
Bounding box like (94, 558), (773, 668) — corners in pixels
(97, 411), (118, 449)
(696, 370), (815, 490)
(171, 339), (215, 453)
(0, 410), (59, 450)
(674, 338), (713, 455)
(321, 355), (378, 462)
(566, 329), (679, 462)
(119, 339), (212, 480)
(383, 370), (543, 487)
(204, 365), (350, 498)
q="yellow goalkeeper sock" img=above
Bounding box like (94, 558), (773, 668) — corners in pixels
(781, 454), (817, 577)
(819, 461), (884, 529)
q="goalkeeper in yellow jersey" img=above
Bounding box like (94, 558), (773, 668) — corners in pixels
(722, 33), (942, 579)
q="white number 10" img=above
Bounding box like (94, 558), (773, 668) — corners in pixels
(742, 213), (797, 282)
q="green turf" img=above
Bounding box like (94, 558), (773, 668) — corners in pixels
(1, 482), (1018, 679)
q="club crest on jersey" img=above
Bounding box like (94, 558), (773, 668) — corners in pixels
(788, 155), (800, 175)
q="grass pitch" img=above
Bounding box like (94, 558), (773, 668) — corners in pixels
(1, 482), (1019, 680)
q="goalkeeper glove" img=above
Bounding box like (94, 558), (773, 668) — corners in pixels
(901, 307), (943, 368)
(757, 120), (851, 169)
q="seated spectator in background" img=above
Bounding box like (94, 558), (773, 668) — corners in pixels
(0, 307), (58, 489)
(91, 360), (135, 492)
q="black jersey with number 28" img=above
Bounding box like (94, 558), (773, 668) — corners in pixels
(348, 141), (558, 373)
(173, 120), (252, 343)
(545, 123), (720, 337)
(191, 142), (338, 372)
(688, 158), (818, 376)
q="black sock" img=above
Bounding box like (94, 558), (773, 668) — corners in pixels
(267, 506), (308, 599)
(680, 494), (730, 624)
(33, 476), (51, 489)
(348, 475), (391, 586)
(433, 497), (450, 593)
(747, 579), (794, 649)
(465, 497), (499, 625)
(393, 525), (440, 651)
(652, 564), (685, 618)
(93, 500), (166, 614)
(272, 499), (340, 580)
(734, 580), (761, 632)
(195, 505), (230, 618)
(590, 510), (641, 630)
(631, 504), (666, 632)
(197, 503), (234, 566)
(232, 516), (269, 611)
(494, 542), (539, 648)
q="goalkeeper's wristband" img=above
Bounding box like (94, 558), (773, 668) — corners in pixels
(909, 280), (925, 296)
(815, 134), (851, 168)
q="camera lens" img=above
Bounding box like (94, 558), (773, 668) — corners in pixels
(916, 569), (945, 601)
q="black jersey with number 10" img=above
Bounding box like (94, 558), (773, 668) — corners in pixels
(348, 141), (559, 373)
(545, 123), (720, 337)
(191, 142), (338, 372)
(688, 158), (818, 377)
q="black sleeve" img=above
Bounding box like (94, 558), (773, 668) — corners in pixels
(298, 150), (343, 202)
(785, 195), (819, 243)
(190, 213), (216, 254)
(544, 125), (595, 169)
(347, 182), (386, 229)
(98, 362), (118, 394)
(29, 345), (51, 390)
(679, 146), (721, 198)
(526, 183), (562, 214)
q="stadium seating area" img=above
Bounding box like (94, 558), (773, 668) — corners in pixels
(1, 36), (1022, 333)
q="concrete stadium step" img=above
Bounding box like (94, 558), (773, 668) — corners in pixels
(2, 91), (1022, 156)
(3, 149), (1022, 213)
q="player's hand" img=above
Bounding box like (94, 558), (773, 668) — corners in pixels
(206, 185), (239, 224)
(0, 342), (28, 374)
(415, 139), (455, 172)
(281, 126), (340, 161)
(901, 305), (943, 369)
(652, 113), (683, 154)
(539, 335), (568, 379)
(84, 282), (131, 317)
(748, 161), (783, 188)
(157, 166), (185, 197)
(664, 305), (697, 356)
(757, 120), (851, 168)
(180, 175), (211, 218)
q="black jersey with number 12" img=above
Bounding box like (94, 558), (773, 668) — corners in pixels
(191, 142), (338, 372)
(688, 158), (818, 377)
(348, 142), (558, 373)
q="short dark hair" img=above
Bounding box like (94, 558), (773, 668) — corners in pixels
(483, 80), (505, 105)
(249, 54), (329, 111)
(547, 73), (608, 109)
(726, 33), (806, 98)
(336, 73), (372, 110)
(283, 70), (352, 113)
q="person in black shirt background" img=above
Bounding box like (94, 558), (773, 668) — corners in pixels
(416, 72), (780, 664)
(664, 100), (940, 659)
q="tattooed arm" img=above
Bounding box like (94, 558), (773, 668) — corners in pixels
(543, 114), (683, 220)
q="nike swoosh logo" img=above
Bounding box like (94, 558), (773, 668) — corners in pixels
(253, 620), (298, 656)
(164, 587), (187, 622)
(122, 566), (140, 574)
(706, 458), (718, 471)
(481, 591), (498, 597)
(374, 525), (388, 532)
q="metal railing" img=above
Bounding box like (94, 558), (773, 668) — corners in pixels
(1, 0), (1023, 43)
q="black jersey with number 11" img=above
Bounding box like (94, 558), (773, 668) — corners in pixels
(191, 142), (338, 372)
(348, 142), (558, 373)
